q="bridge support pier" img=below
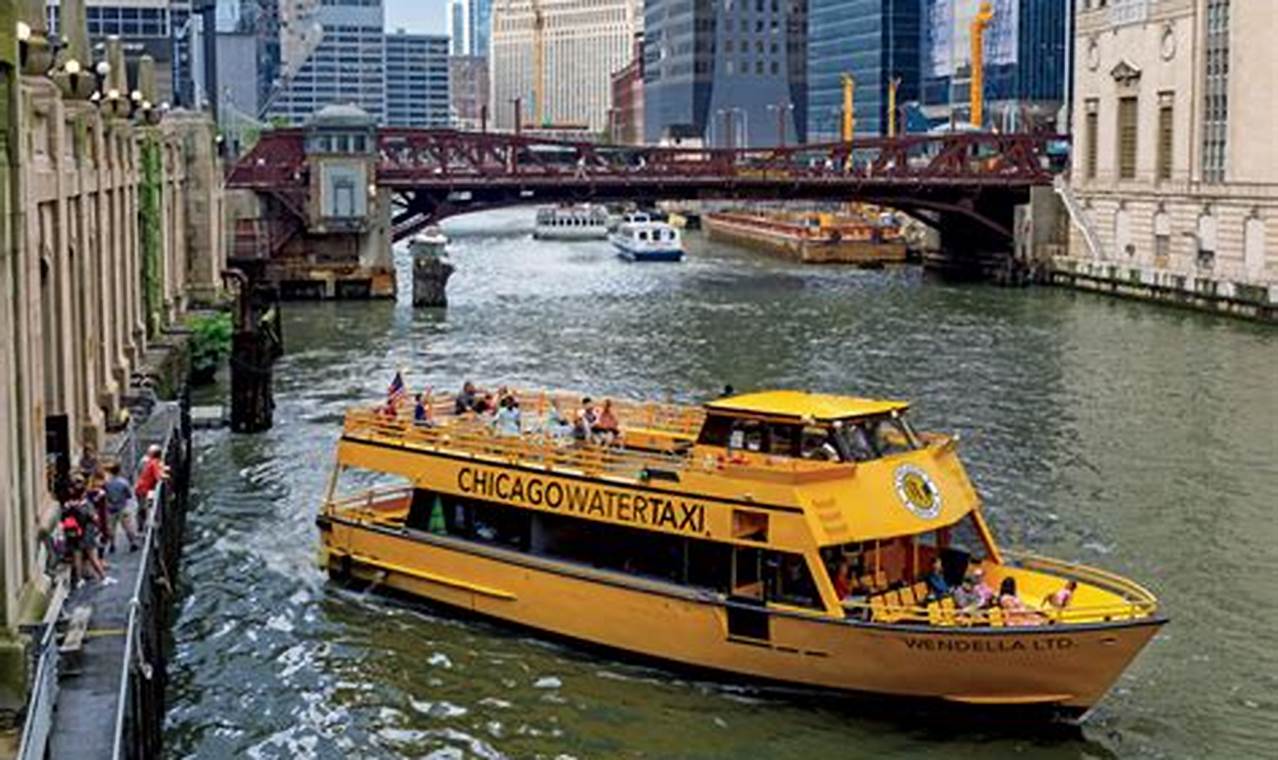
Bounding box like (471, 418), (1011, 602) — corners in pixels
(223, 266), (282, 433)
(411, 249), (455, 308)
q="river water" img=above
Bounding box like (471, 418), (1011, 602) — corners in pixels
(166, 208), (1278, 759)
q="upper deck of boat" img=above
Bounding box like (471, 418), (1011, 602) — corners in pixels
(339, 388), (916, 486)
(344, 390), (701, 479)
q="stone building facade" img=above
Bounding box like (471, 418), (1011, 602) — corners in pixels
(1062, 0), (1277, 299)
(1, 7), (224, 709)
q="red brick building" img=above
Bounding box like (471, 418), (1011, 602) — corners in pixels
(609, 33), (644, 145)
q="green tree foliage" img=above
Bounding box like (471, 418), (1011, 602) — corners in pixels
(189, 312), (233, 383)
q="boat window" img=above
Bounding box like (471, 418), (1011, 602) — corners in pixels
(732, 546), (763, 599)
(835, 414), (919, 461)
(696, 414), (735, 446)
(418, 489), (739, 592)
(767, 552), (821, 609)
(725, 419), (766, 452)
(767, 424), (798, 457)
(799, 426), (840, 461)
(639, 231), (649, 241)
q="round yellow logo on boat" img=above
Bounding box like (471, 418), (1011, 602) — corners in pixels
(894, 464), (941, 519)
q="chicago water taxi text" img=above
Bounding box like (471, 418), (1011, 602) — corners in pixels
(457, 466), (708, 534)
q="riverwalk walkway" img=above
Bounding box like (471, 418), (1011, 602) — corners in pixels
(17, 401), (189, 760)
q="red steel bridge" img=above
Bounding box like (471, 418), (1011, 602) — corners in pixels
(227, 128), (1066, 268)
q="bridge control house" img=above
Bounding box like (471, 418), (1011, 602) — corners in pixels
(228, 104), (395, 299)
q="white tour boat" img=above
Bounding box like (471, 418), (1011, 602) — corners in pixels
(610, 213), (685, 262)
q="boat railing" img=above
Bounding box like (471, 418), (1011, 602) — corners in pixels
(847, 553), (1159, 627)
(325, 485), (413, 513)
(846, 594), (1158, 628)
(1002, 550), (1161, 615)
(343, 407), (693, 480)
(386, 389), (705, 437)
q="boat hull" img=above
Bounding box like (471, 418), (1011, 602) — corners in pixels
(534, 227), (609, 241)
(320, 517), (1163, 712)
(703, 213), (908, 265)
(611, 238), (685, 262)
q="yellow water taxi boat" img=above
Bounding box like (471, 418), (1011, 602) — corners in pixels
(317, 389), (1164, 716)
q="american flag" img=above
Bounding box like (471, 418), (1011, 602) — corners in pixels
(387, 371), (406, 405)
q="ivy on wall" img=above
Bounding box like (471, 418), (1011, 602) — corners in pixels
(139, 133), (163, 337)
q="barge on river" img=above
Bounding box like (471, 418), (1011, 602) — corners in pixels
(704, 211), (909, 265)
(318, 389), (1163, 716)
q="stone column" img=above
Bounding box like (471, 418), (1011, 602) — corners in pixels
(169, 111), (224, 306)
(67, 101), (106, 447)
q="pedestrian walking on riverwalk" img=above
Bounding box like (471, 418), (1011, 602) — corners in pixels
(104, 462), (140, 553)
(62, 477), (110, 588)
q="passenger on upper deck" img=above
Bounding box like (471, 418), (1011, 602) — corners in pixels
(413, 391), (434, 426)
(573, 397), (597, 441)
(493, 396), (522, 437)
(455, 381), (478, 415)
(594, 400), (620, 444)
(544, 398), (572, 439)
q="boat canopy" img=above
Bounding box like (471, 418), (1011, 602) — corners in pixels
(705, 390), (909, 423)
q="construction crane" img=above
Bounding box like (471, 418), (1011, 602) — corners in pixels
(841, 72), (855, 141)
(969, 0), (994, 129)
(887, 76), (901, 137)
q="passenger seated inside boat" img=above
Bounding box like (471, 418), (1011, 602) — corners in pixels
(823, 513), (997, 624)
(924, 557), (950, 600)
(952, 571), (992, 613)
(998, 577), (1046, 626)
(1043, 580), (1078, 611)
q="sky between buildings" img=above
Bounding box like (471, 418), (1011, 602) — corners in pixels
(385, 0), (449, 35)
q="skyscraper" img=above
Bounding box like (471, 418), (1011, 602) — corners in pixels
(490, 0), (642, 132)
(449, 55), (490, 129)
(643, 0), (807, 147)
(386, 31), (451, 127)
(449, 0), (493, 57)
(807, 0), (920, 140)
(266, 0), (387, 124)
(920, 0), (1069, 130)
